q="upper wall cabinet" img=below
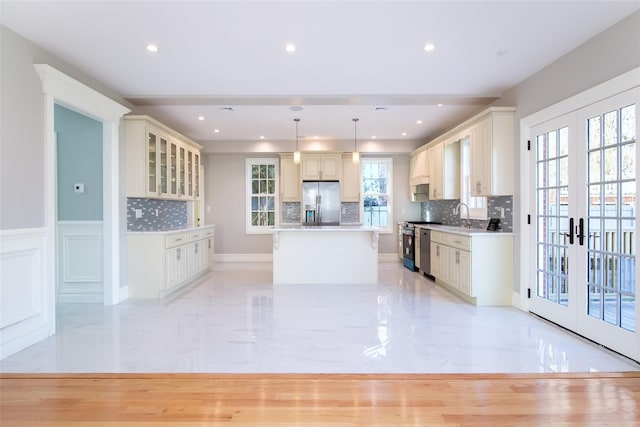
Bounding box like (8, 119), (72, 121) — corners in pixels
(428, 140), (460, 200)
(279, 153), (301, 202)
(340, 154), (361, 202)
(125, 115), (203, 200)
(469, 109), (515, 196)
(301, 153), (341, 181)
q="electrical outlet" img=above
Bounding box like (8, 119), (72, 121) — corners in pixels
(135, 209), (142, 219)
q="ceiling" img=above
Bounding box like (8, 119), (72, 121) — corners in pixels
(2, 1), (639, 152)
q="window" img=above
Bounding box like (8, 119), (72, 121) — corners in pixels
(361, 158), (393, 232)
(460, 137), (488, 220)
(246, 158), (279, 234)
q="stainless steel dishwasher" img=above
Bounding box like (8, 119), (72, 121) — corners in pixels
(419, 228), (434, 280)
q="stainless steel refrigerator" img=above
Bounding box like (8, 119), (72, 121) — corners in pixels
(302, 181), (340, 225)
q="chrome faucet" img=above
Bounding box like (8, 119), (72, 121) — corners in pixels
(455, 202), (471, 229)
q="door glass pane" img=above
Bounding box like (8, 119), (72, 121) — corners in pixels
(585, 104), (635, 332)
(536, 126), (570, 307)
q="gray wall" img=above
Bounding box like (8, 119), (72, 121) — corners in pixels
(55, 104), (103, 221)
(203, 153), (420, 255)
(493, 10), (640, 293)
(0, 25), (132, 230)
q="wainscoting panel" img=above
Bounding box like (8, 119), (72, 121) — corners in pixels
(0, 228), (51, 359)
(57, 222), (103, 303)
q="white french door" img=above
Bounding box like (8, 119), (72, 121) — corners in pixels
(529, 87), (639, 361)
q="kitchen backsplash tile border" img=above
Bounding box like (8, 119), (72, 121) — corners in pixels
(422, 195), (513, 232)
(280, 202), (361, 225)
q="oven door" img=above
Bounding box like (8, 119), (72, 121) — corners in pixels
(402, 231), (414, 261)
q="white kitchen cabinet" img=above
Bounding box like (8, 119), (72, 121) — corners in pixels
(279, 154), (301, 202)
(469, 109), (515, 196)
(409, 149), (429, 186)
(427, 227), (512, 306)
(340, 154), (361, 202)
(127, 225), (214, 298)
(125, 115), (202, 200)
(427, 141), (459, 200)
(301, 153), (341, 181)
(166, 245), (187, 289)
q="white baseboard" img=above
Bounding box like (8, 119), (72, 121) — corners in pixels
(512, 291), (527, 311)
(214, 253), (273, 263)
(214, 253), (400, 263)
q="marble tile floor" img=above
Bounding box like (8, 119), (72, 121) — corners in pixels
(1, 262), (638, 374)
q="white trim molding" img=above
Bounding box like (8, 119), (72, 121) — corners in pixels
(35, 64), (131, 308)
(0, 228), (50, 359)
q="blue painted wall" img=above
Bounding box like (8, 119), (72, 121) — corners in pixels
(55, 104), (103, 221)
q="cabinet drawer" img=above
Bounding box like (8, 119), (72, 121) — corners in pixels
(202, 228), (215, 238)
(166, 233), (186, 248)
(431, 231), (450, 245)
(187, 230), (203, 241)
(449, 234), (471, 251)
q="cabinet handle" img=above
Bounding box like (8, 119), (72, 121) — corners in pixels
(175, 238), (183, 241)
(177, 248), (181, 260)
(476, 182), (481, 192)
(456, 251), (460, 264)
(436, 246), (440, 257)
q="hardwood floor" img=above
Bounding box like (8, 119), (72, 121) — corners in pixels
(2, 373), (639, 426)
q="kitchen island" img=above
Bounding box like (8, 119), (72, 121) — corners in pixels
(272, 225), (380, 285)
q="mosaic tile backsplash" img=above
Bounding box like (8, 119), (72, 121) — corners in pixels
(127, 198), (188, 231)
(422, 195), (513, 232)
(280, 202), (361, 224)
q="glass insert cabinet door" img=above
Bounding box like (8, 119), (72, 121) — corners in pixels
(147, 131), (157, 194)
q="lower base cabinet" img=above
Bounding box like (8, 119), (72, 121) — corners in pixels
(430, 229), (512, 306)
(128, 226), (215, 298)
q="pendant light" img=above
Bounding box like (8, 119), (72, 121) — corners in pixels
(352, 118), (360, 163)
(293, 118), (301, 164)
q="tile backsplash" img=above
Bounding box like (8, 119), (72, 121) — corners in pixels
(280, 202), (361, 224)
(127, 198), (188, 231)
(422, 195), (513, 232)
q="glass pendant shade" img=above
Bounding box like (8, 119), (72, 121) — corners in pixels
(352, 118), (360, 163)
(293, 118), (301, 164)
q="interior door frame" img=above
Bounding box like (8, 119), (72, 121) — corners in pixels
(518, 67), (640, 313)
(35, 64), (130, 311)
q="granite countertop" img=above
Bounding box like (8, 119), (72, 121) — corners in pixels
(127, 224), (215, 235)
(415, 224), (514, 236)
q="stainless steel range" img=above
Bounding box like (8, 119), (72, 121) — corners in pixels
(402, 221), (441, 273)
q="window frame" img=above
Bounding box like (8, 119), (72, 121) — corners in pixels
(361, 157), (393, 233)
(245, 158), (279, 234)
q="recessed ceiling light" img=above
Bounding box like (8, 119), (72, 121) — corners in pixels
(260, 136), (265, 139)
(146, 43), (158, 53)
(402, 132), (408, 136)
(285, 43), (296, 53)
(198, 116), (204, 121)
(416, 120), (423, 125)
(437, 103), (444, 107)
(371, 136), (377, 139)
(424, 43), (436, 52)
(213, 129), (220, 133)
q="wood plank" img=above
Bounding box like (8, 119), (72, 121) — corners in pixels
(1, 373), (639, 426)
